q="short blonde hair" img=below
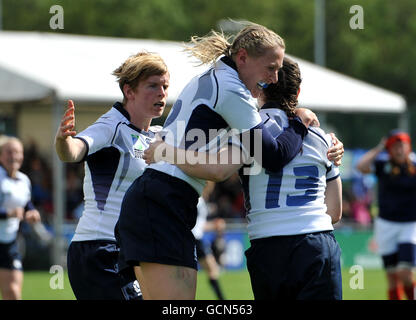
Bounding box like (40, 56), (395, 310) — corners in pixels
(185, 22), (285, 65)
(112, 51), (168, 99)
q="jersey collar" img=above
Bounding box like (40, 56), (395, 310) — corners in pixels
(220, 55), (238, 72)
(113, 102), (131, 121)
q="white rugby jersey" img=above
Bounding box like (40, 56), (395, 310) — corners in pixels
(0, 166), (32, 243)
(148, 56), (262, 195)
(72, 102), (159, 242)
(240, 108), (339, 240)
(192, 197), (209, 240)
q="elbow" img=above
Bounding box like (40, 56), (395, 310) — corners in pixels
(210, 170), (231, 182)
(356, 163), (370, 174)
(332, 212), (342, 224)
(330, 208), (342, 224)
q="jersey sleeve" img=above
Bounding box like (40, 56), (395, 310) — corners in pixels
(75, 119), (115, 157)
(215, 85), (262, 131)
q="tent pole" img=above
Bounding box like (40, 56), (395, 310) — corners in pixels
(399, 110), (410, 133)
(52, 93), (66, 268)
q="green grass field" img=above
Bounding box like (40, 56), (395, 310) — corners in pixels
(11, 268), (388, 300)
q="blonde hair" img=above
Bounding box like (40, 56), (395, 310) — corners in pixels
(112, 51), (168, 100)
(185, 22), (285, 65)
(0, 135), (23, 154)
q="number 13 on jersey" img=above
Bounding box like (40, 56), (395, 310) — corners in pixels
(265, 165), (319, 209)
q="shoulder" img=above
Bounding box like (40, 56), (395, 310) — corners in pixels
(259, 108), (287, 135)
(0, 167), (7, 179)
(410, 152), (416, 165)
(16, 171), (31, 185)
(214, 60), (251, 100)
(149, 125), (163, 134)
(77, 107), (128, 141)
(95, 107), (128, 128)
(307, 127), (332, 149)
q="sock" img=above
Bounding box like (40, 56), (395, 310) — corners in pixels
(209, 278), (225, 300)
(388, 286), (403, 300)
(403, 282), (415, 300)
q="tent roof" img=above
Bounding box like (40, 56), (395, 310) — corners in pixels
(0, 31), (406, 113)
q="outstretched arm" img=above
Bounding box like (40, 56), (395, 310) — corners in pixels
(55, 100), (87, 163)
(356, 138), (386, 174)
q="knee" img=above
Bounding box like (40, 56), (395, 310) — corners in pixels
(397, 267), (413, 285)
(2, 284), (21, 300)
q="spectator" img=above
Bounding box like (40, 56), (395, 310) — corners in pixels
(356, 130), (416, 300)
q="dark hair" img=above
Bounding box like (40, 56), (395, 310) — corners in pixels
(262, 56), (301, 117)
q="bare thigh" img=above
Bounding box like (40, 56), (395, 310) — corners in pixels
(0, 268), (23, 300)
(134, 262), (196, 300)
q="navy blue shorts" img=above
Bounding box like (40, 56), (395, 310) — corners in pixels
(67, 240), (142, 300)
(116, 169), (199, 271)
(382, 243), (416, 269)
(0, 240), (22, 270)
(245, 231), (342, 300)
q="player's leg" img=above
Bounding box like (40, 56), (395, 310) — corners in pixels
(384, 266), (403, 300)
(396, 242), (416, 300)
(67, 241), (135, 300)
(245, 237), (289, 300)
(374, 218), (402, 299)
(137, 262), (196, 300)
(199, 254), (225, 300)
(133, 266), (150, 299)
(292, 231), (342, 300)
(396, 267), (415, 300)
(196, 239), (225, 300)
(0, 268), (23, 300)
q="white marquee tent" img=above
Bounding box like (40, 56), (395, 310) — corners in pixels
(0, 31), (406, 112)
(0, 31), (407, 264)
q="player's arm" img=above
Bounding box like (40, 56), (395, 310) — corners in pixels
(242, 116), (307, 173)
(220, 92), (309, 173)
(356, 138), (386, 174)
(325, 176), (342, 224)
(54, 100), (87, 163)
(144, 140), (244, 182)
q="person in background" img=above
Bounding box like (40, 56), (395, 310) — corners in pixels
(356, 130), (416, 300)
(0, 136), (41, 300)
(55, 51), (169, 300)
(192, 181), (226, 300)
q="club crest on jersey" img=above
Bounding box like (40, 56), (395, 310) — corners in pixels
(131, 134), (144, 159)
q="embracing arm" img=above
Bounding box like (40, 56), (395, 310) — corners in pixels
(55, 100), (87, 163)
(144, 140), (243, 182)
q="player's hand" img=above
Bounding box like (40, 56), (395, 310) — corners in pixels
(7, 207), (25, 220)
(328, 133), (344, 166)
(56, 100), (77, 141)
(143, 136), (165, 164)
(295, 108), (320, 128)
(25, 209), (41, 224)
